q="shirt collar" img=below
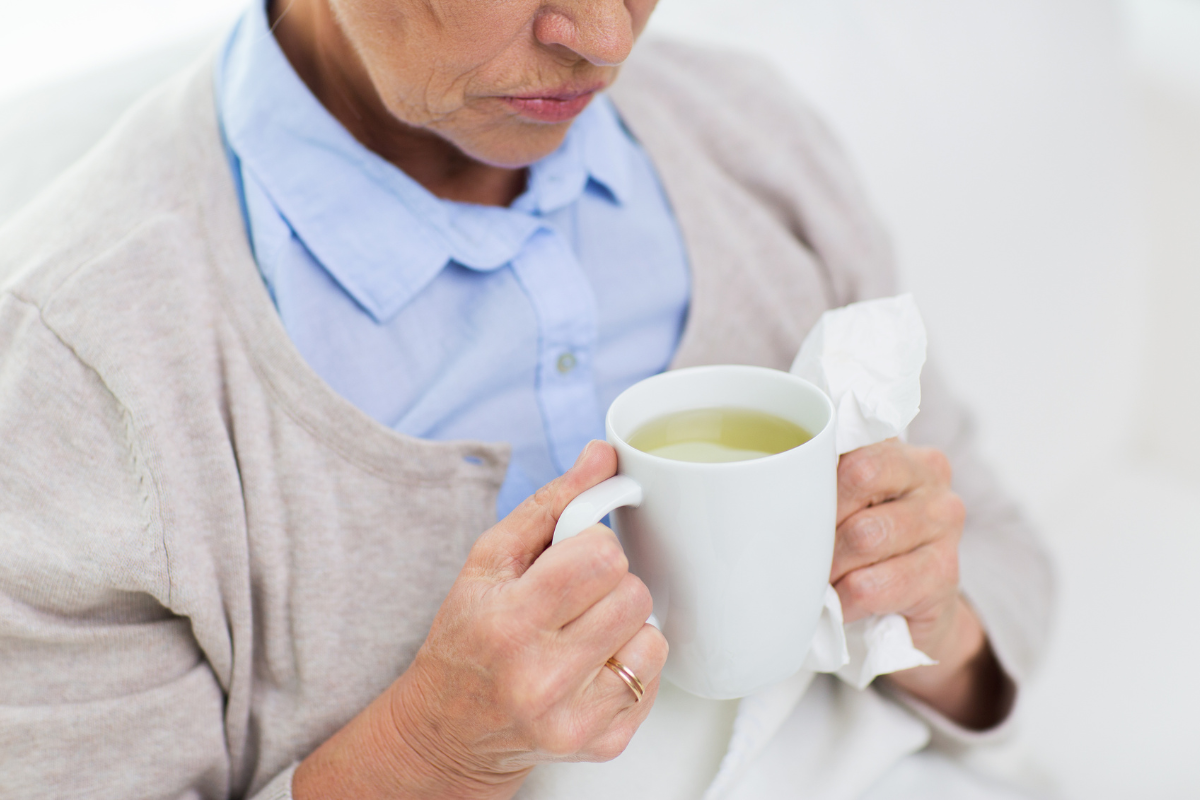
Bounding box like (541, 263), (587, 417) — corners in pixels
(216, 2), (637, 323)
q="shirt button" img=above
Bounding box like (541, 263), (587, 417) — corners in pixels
(556, 352), (577, 374)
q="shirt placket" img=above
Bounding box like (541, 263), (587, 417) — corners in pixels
(509, 226), (604, 474)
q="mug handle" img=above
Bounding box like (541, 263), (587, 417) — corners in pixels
(552, 476), (644, 545)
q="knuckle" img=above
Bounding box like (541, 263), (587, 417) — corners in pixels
(556, 531), (627, 588)
(592, 728), (635, 762)
(933, 492), (966, 530)
(540, 725), (591, 758)
(509, 664), (572, 718)
(649, 629), (670, 668)
(840, 569), (879, 610)
(625, 574), (654, 618)
(531, 481), (556, 511)
(585, 531), (629, 579)
(921, 447), (954, 484)
(841, 514), (889, 555)
(934, 543), (960, 586)
(593, 744), (623, 762)
(839, 451), (881, 494)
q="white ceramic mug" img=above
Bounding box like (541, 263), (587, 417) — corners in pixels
(553, 365), (837, 699)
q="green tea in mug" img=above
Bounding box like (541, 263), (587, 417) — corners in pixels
(626, 407), (812, 463)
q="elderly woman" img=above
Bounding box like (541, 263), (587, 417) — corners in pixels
(0, 1), (1050, 798)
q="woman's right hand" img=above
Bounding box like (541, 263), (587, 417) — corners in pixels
(293, 440), (668, 800)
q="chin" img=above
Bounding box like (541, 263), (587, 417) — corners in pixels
(456, 121), (574, 170)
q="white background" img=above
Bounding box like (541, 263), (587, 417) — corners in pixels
(1, 1), (1198, 797)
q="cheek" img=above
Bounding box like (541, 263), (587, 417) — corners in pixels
(336, 0), (536, 124)
(371, 58), (477, 125)
(362, 44), (494, 125)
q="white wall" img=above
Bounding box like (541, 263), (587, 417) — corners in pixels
(1126, 0), (1200, 473)
(0, 0), (244, 101)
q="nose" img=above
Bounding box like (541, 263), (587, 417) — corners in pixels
(534, 1), (635, 67)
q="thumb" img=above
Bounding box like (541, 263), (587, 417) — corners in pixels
(469, 440), (618, 581)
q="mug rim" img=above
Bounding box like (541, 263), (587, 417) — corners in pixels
(605, 364), (835, 470)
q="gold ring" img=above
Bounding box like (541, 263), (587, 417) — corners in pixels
(604, 656), (646, 703)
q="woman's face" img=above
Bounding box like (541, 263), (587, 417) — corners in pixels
(326, 0), (659, 167)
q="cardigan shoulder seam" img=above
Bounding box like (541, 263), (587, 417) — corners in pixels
(4, 288), (173, 608)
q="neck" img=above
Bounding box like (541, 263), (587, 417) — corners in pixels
(268, 0), (527, 207)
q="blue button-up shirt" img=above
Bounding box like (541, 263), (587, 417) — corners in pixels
(215, 2), (690, 519)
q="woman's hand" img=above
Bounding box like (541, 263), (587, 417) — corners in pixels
(294, 441), (668, 800)
(832, 439), (1012, 729)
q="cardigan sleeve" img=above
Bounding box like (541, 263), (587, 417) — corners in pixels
(0, 293), (294, 799)
(899, 360), (1056, 742)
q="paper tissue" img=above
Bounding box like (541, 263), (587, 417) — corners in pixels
(791, 293), (935, 688)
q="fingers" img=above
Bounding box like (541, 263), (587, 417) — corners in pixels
(583, 623), (669, 759)
(591, 623), (668, 707)
(832, 443), (964, 624)
(830, 487), (965, 584)
(521, 619), (668, 764)
(556, 570), (654, 668)
(516, 524), (630, 630)
(470, 441), (618, 581)
(834, 538), (960, 624)
(837, 440), (952, 525)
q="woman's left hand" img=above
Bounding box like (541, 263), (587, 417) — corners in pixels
(831, 439), (1011, 729)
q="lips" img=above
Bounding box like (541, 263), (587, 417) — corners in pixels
(501, 87), (600, 123)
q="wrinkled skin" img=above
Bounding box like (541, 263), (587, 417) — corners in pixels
(321, 0), (655, 166)
(271, 0), (658, 205)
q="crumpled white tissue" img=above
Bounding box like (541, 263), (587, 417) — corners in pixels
(791, 293), (935, 688)
(802, 585), (933, 690)
(703, 294), (936, 800)
(790, 293), (927, 456)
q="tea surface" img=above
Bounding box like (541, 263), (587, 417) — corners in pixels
(626, 407), (812, 463)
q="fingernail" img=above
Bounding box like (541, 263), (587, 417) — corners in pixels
(574, 440), (596, 467)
